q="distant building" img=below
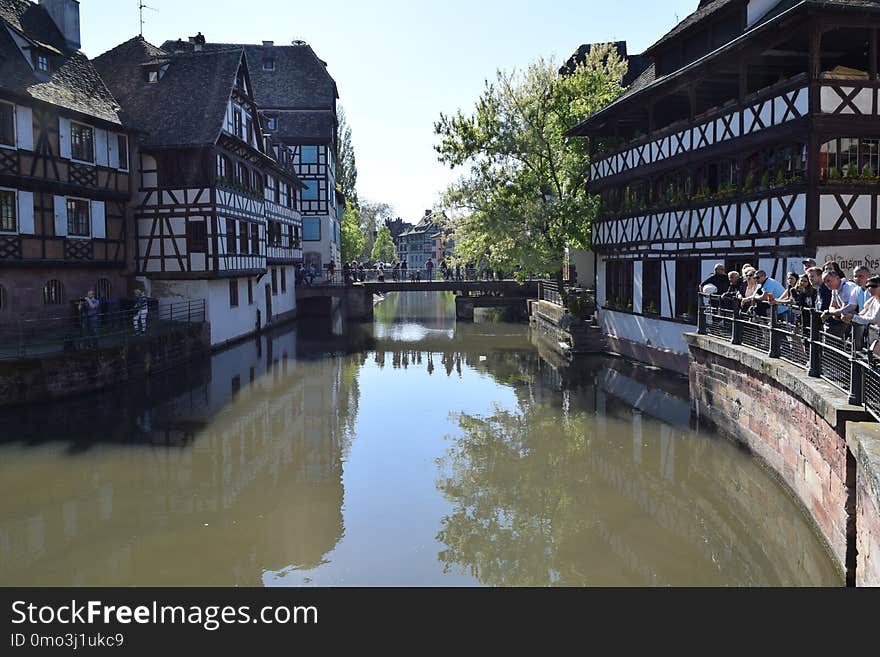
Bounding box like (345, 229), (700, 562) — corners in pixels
(398, 210), (449, 269)
(162, 37), (342, 273)
(0, 0), (136, 317)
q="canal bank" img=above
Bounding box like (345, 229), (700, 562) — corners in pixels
(0, 292), (841, 586)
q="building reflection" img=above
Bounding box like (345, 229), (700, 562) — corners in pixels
(434, 336), (841, 586)
(0, 324), (358, 586)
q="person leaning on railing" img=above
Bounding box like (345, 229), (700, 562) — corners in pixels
(820, 269), (860, 338)
(848, 275), (880, 327)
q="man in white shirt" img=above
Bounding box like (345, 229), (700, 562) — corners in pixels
(851, 276), (880, 326)
(822, 270), (861, 336)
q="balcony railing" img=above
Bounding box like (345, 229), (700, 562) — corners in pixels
(0, 300), (206, 362)
(697, 293), (880, 421)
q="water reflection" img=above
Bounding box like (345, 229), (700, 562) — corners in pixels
(0, 292), (841, 586)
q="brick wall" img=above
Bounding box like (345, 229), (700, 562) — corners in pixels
(686, 334), (854, 579)
(850, 424), (880, 587)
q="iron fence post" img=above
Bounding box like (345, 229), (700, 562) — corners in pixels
(769, 305), (781, 358)
(850, 325), (865, 407)
(731, 302), (743, 345)
(808, 310), (823, 378)
(697, 295), (708, 335)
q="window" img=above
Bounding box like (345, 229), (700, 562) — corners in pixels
(247, 278), (254, 305)
(0, 284), (5, 312)
(263, 59), (275, 71)
(253, 172), (264, 194)
(820, 138), (880, 180)
(268, 176), (278, 202)
(96, 279), (111, 299)
(66, 199), (90, 236)
(675, 259), (701, 323)
(302, 180), (319, 200)
(251, 223), (259, 254)
(229, 280), (239, 307)
(266, 116), (277, 130)
(233, 108), (243, 138)
(226, 218), (237, 254)
(0, 103), (13, 146)
(287, 184), (294, 209)
(144, 68), (159, 83)
(34, 53), (49, 73)
(0, 190), (15, 232)
(303, 216), (320, 241)
(642, 260), (662, 315)
(43, 279), (63, 305)
(70, 123), (95, 163)
(239, 221), (249, 254)
(187, 220), (207, 252)
(271, 268), (278, 295)
(300, 146), (318, 164)
(236, 162), (249, 187)
(605, 260), (634, 311)
(246, 118), (254, 145)
(117, 135), (129, 171)
(281, 267), (287, 293)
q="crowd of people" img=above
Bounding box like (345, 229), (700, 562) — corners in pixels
(700, 258), (880, 339)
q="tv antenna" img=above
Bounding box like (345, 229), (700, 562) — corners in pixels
(139, 1), (158, 37)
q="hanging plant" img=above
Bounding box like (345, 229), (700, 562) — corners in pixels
(829, 167), (841, 181)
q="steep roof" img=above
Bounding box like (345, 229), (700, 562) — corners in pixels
(644, 0), (743, 55)
(161, 39), (338, 110)
(561, 41), (651, 88)
(0, 0), (123, 125)
(271, 110), (336, 146)
(94, 37), (243, 148)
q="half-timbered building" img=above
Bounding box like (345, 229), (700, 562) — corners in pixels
(162, 37), (342, 274)
(0, 0), (135, 318)
(568, 0), (880, 373)
(94, 36), (305, 346)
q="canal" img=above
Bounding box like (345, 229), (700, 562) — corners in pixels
(0, 292), (841, 586)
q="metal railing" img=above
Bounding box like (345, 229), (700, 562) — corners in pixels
(0, 299), (206, 361)
(298, 268), (548, 287)
(698, 292), (880, 421)
(538, 281), (563, 307)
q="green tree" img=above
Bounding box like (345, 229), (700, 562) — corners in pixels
(370, 225), (397, 263)
(359, 200), (395, 260)
(434, 45), (627, 275)
(336, 106), (358, 207)
(341, 203), (365, 262)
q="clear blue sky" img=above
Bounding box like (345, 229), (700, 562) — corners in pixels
(81, 0), (698, 222)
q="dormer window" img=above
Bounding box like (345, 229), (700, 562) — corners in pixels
(34, 53), (49, 73)
(266, 116), (277, 131)
(233, 108), (243, 138)
(144, 68), (159, 83)
(263, 59), (275, 71)
(0, 103), (14, 147)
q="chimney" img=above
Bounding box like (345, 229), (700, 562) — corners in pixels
(39, 0), (80, 51)
(190, 32), (205, 52)
(262, 40), (274, 47)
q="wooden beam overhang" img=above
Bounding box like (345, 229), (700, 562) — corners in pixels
(569, 1), (880, 138)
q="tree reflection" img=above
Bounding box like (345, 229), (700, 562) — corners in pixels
(436, 402), (593, 586)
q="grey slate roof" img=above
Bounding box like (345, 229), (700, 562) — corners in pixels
(271, 110), (336, 145)
(94, 37), (243, 148)
(160, 39), (338, 110)
(644, 0), (743, 55)
(561, 41), (651, 88)
(0, 0), (123, 125)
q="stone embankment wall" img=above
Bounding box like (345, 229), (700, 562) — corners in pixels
(686, 333), (880, 586)
(0, 324), (210, 407)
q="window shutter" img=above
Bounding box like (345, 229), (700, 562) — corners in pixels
(108, 133), (119, 169)
(95, 129), (109, 166)
(90, 201), (106, 239)
(15, 106), (33, 151)
(17, 191), (34, 234)
(53, 195), (67, 236)
(58, 117), (71, 159)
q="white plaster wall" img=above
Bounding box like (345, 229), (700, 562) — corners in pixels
(633, 261), (643, 314)
(570, 248), (596, 287)
(600, 309), (690, 355)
